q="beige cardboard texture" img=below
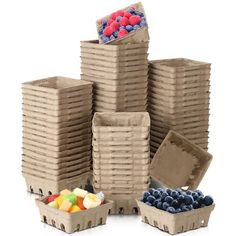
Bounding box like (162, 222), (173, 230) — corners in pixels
(81, 52), (148, 63)
(81, 63), (148, 73)
(23, 172), (92, 195)
(22, 76), (92, 94)
(81, 57), (148, 67)
(96, 2), (149, 44)
(136, 200), (215, 235)
(36, 196), (113, 233)
(150, 130), (212, 190)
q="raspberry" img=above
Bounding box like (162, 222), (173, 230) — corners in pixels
(107, 18), (114, 26)
(120, 17), (129, 26)
(124, 12), (132, 18)
(118, 29), (128, 38)
(103, 26), (114, 37)
(110, 21), (120, 31)
(111, 12), (119, 20)
(116, 10), (124, 17)
(129, 15), (141, 26)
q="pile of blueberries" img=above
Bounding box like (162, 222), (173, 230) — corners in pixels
(142, 188), (214, 214)
(98, 6), (148, 43)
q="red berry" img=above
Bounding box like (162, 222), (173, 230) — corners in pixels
(111, 12), (118, 20)
(124, 12), (132, 18)
(129, 15), (141, 26)
(118, 29), (129, 38)
(110, 21), (120, 31)
(107, 18), (114, 26)
(103, 26), (114, 36)
(47, 194), (59, 203)
(116, 10), (124, 17)
(120, 17), (129, 26)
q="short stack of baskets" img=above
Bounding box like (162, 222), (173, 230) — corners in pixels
(92, 112), (150, 214)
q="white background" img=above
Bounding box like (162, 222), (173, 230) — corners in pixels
(0, 0), (235, 235)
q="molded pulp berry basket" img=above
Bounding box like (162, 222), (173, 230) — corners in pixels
(136, 200), (215, 235)
(96, 2), (149, 44)
(36, 196), (113, 234)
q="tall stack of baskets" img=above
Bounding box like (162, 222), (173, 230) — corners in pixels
(148, 59), (211, 158)
(92, 112), (150, 214)
(80, 40), (149, 112)
(22, 77), (93, 195)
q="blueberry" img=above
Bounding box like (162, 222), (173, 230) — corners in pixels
(181, 205), (190, 212)
(176, 188), (183, 194)
(153, 190), (161, 200)
(126, 25), (133, 32)
(110, 35), (115, 41)
(153, 199), (160, 207)
(171, 199), (179, 208)
(165, 196), (174, 204)
(140, 20), (147, 27)
(176, 208), (182, 213)
(177, 195), (185, 203)
(162, 202), (170, 211)
(113, 31), (118, 38)
(197, 196), (205, 204)
(204, 196), (214, 206)
(157, 188), (164, 194)
(171, 191), (179, 199)
(195, 190), (204, 196)
(101, 36), (110, 43)
(102, 19), (107, 28)
(193, 201), (200, 209)
(119, 26), (125, 31)
(127, 8), (135, 14)
(186, 190), (193, 195)
(161, 192), (168, 201)
(141, 197), (147, 203)
(147, 195), (156, 205)
(156, 201), (163, 209)
(143, 191), (151, 199)
(201, 204), (206, 208)
(133, 25), (140, 30)
(187, 204), (193, 211)
(184, 195), (194, 205)
(98, 27), (103, 35)
(192, 192), (199, 200)
(166, 189), (172, 195)
(115, 16), (122, 22)
(149, 188), (155, 195)
(167, 207), (176, 214)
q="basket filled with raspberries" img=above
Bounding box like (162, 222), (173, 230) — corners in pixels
(35, 188), (113, 234)
(136, 188), (215, 235)
(96, 2), (149, 44)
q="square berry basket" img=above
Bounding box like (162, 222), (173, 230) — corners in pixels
(96, 2), (149, 44)
(36, 196), (113, 234)
(136, 130), (215, 234)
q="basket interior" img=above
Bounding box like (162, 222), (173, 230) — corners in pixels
(93, 112), (150, 127)
(24, 77), (89, 90)
(150, 130), (212, 189)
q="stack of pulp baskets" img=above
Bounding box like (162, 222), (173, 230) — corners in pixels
(92, 112), (150, 214)
(148, 58), (211, 158)
(22, 77), (93, 195)
(80, 40), (149, 112)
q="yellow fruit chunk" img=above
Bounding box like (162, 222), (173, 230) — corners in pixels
(60, 189), (71, 196)
(73, 188), (88, 198)
(83, 193), (102, 209)
(59, 200), (72, 212)
(70, 205), (81, 213)
(55, 195), (64, 206)
(48, 200), (59, 209)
